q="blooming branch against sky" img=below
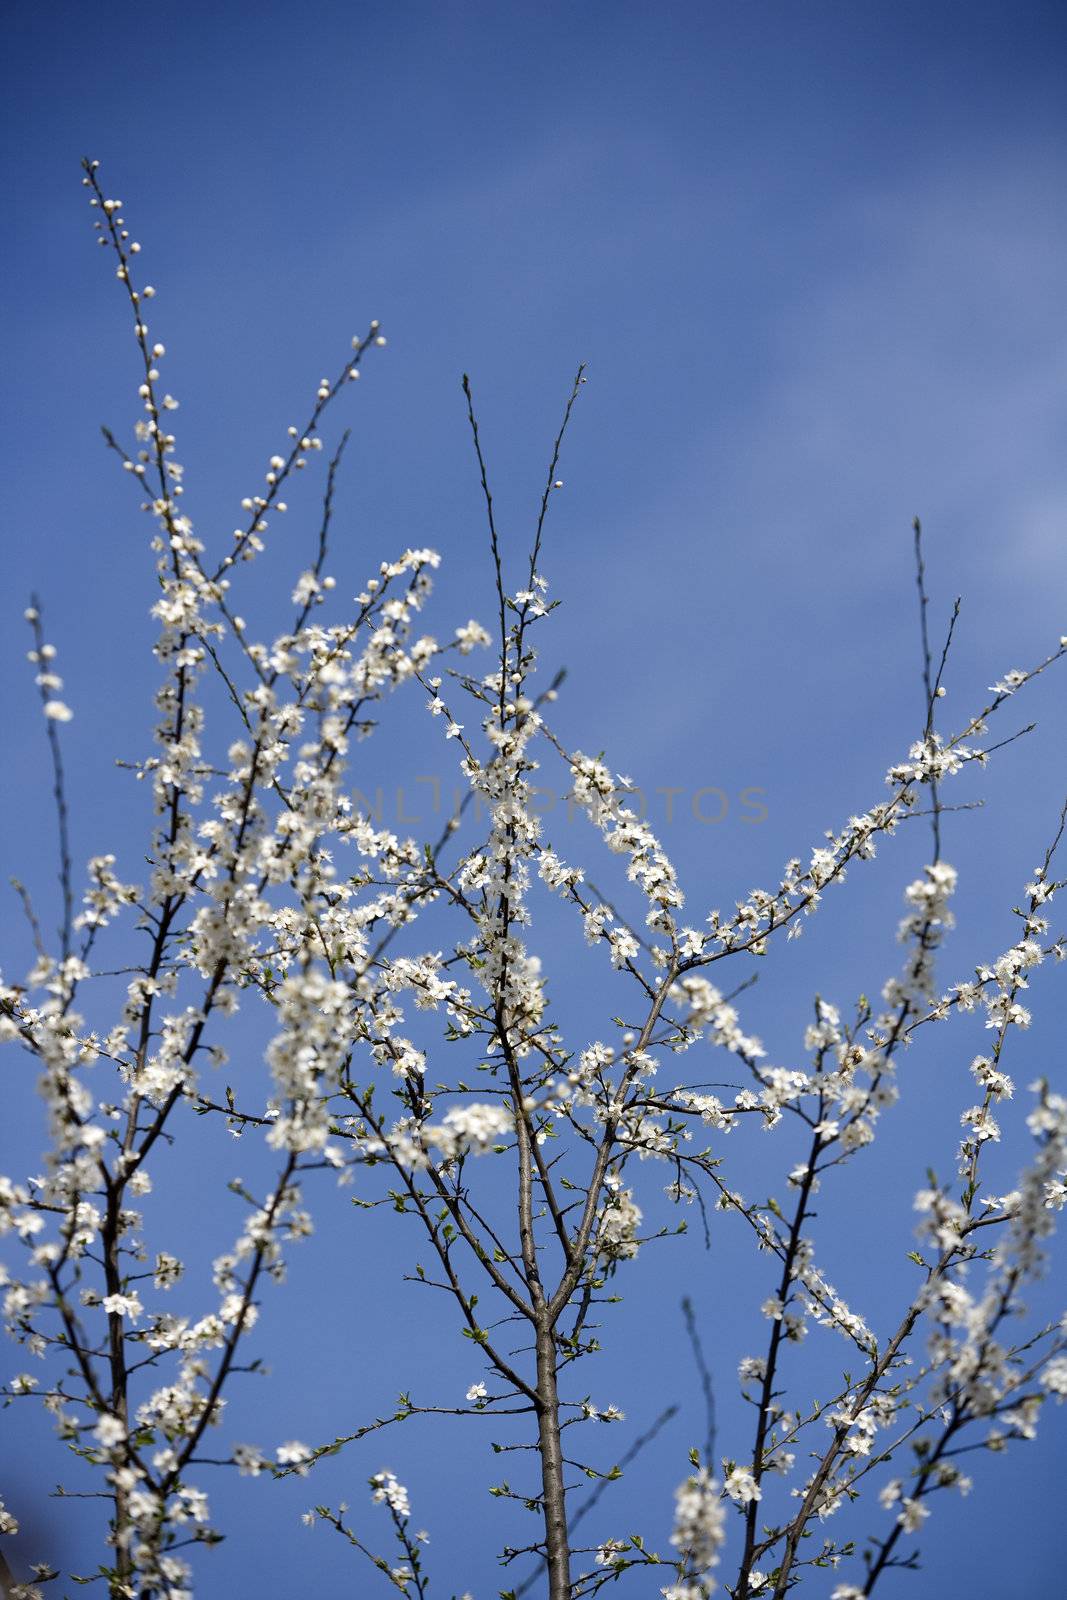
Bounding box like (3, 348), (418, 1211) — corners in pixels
(1, 3), (1066, 1597)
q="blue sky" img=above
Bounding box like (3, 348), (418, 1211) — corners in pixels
(2, 2), (1067, 1595)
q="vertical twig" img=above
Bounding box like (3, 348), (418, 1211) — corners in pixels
(26, 598), (74, 962)
(462, 374), (508, 659)
(529, 364), (585, 588)
(912, 516), (960, 862)
(682, 1296), (716, 1465)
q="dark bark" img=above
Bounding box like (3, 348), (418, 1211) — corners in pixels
(535, 1321), (571, 1600)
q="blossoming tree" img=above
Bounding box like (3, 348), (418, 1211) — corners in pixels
(2, 161), (1065, 1600)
